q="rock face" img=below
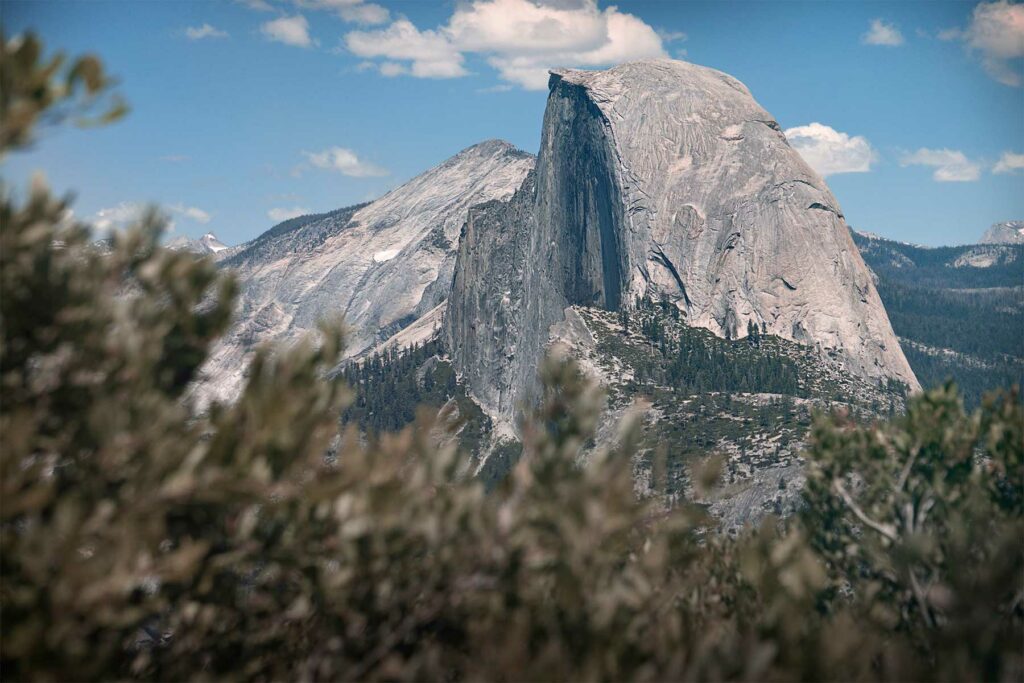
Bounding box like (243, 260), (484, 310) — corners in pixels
(445, 60), (919, 422)
(980, 221), (1024, 245)
(444, 172), (536, 422)
(167, 232), (231, 257)
(194, 140), (534, 407)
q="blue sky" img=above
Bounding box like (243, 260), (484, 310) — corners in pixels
(4, 0), (1023, 246)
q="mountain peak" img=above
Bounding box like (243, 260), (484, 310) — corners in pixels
(979, 220), (1024, 245)
(549, 59), (753, 100)
(167, 232), (229, 255)
(454, 139), (532, 163)
(193, 137), (534, 408)
(200, 232), (228, 252)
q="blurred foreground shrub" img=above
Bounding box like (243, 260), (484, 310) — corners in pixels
(1, 31), (1021, 682)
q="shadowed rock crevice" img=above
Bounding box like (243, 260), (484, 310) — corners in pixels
(541, 76), (627, 311)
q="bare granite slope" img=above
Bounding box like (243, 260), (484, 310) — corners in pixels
(193, 140), (534, 407)
(980, 221), (1024, 245)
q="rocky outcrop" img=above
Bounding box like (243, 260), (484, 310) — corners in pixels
(194, 140), (534, 407)
(166, 232), (231, 257)
(444, 172), (535, 422)
(980, 221), (1024, 245)
(444, 59), (919, 422)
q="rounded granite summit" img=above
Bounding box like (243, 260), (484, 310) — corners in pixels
(445, 58), (919, 420)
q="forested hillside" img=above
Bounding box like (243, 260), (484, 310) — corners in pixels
(852, 231), (1023, 407)
(336, 298), (907, 524)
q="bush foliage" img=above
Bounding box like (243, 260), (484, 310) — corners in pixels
(1, 32), (1022, 681)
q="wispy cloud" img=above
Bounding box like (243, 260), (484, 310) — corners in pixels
(993, 151), (1024, 174)
(185, 23), (229, 40)
(302, 146), (388, 177)
(160, 154), (190, 163)
(297, 0), (390, 26)
(268, 206), (312, 222)
(345, 19), (468, 78)
(236, 0), (274, 11)
(377, 61), (407, 77)
(784, 123), (875, 176)
(240, 0), (389, 25)
(343, 0), (668, 90)
(169, 203), (212, 224)
(862, 18), (904, 46)
(900, 148), (981, 182)
(657, 28), (687, 43)
(476, 83), (514, 93)
(261, 15), (316, 48)
(938, 1), (1024, 87)
(91, 202), (145, 234)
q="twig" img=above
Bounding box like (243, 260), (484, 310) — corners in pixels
(895, 445), (918, 493)
(833, 480), (898, 543)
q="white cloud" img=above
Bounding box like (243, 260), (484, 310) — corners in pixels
(993, 150), (1024, 174)
(339, 3), (389, 25)
(940, 1), (1024, 86)
(261, 15), (316, 48)
(378, 61), (408, 77)
(862, 18), (904, 46)
(90, 202), (145, 234)
(185, 23), (229, 40)
(236, 0), (274, 11)
(900, 148), (982, 182)
(345, 19), (468, 78)
(783, 123), (875, 176)
(344, 0), (668, 90)
(296, 0), (389, 25)
(268, 206), (312, 222)
(169, 203), (212, 224)
(303, 147), (389, 177)
(90, 202), (210, 234)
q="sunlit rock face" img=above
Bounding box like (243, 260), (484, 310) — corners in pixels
(194, 140), (534, 408)
(445, 59), (919, 423)
(980, 220), (1024, 245)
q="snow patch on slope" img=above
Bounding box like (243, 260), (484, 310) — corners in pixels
(373, 248), (400, 263)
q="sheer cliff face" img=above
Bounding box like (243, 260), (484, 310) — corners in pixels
(444, 172), (535, 422)
(195, 140), (534, 407)
(445, 60), (919, 421)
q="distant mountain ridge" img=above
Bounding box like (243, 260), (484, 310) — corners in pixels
(979, 220), (1024, 245)
(851, 229), (1023, 407)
